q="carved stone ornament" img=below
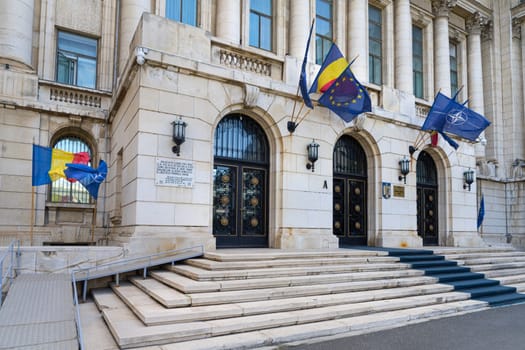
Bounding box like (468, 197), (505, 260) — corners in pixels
(466, 12), (489, 36)
(244, 84), (259, 108)
(431, 0), (457, 18)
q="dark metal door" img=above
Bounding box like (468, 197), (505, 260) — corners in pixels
(333, 177), (367, 245)
(333, 135), (368, 246)
(213, 164), (267, 247)
(213, 114), (269, 248)
(416, 151), (438, 245)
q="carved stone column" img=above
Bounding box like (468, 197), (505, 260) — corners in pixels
(432, 0), (457, 97)
(289, 0), (311, 60)
(216, 0), (241, 44)
(347, 0), (367, 80)
(467, 12), (489, 158)
(394, 0), (413, 94)
(0, 0), (34, 68)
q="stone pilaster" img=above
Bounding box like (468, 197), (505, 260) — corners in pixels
(0, 0), (34, 68)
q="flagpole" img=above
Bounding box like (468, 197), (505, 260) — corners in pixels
(91, 200), (97, 244)
(30, 186), (35, 246)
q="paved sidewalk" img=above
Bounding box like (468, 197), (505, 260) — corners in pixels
(0, 273), (77, 350)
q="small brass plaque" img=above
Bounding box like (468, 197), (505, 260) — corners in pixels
(393, 185), (405, 198)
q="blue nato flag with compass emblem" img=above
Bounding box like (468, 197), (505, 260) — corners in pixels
(422, 92), (491, 142)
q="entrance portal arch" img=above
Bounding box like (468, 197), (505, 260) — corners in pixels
(212, 114), (269, 247)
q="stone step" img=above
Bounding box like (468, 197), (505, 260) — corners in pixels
(439, 252), (525, 260)
(202, 248), (388, 262)
(165, 300), (487, 350)
(185, 255), (399, 270)
(479, 268), (525, 279)
(454, 256), (525, 265)
(468, 262), (525, 272)
(166, 262), (411, 281)
(111, 281), (458, 325)
(494, 273), (525, 286)
(432, 248), (517, 255)
(96, 288), (486, 349)
(145, 274), (440, 307)
(148, 268), (426, 295)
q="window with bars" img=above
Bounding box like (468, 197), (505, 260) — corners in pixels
(413, 25), (424, 99)
(368, 5), (382, 85)
(50, 136), (93, 204)
(315, 0), (333, 65)
(56, 31), (97, 89)
(166, 0), (197, 26)
(249, 0), (273, 51)
(450, 42), (459, 96)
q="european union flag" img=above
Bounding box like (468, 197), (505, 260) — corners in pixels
(318, 65), (372, 122)
(477, 194), (485, 229)
(422, 92), (491, 142)
(64, 160), (107, 199)
(299, 21), (315, 109)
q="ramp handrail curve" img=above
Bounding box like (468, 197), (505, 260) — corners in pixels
(0, 240), (20, 306)
(70, 244), (204, 350)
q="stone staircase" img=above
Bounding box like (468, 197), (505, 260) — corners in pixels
(80, 247), (525, 350)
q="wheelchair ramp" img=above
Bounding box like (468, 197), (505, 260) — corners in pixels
(0, 273), (77, 350)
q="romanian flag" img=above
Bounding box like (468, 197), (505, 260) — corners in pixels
(309, 44), (348, 93)
(32, 144), (90, 186)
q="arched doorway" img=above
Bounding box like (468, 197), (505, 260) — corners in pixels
(213, 114), (269, 248)
(333, 135), (368, 246)
(416, 150), (439, 245)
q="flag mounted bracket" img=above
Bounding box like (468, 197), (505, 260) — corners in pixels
(287, 121), (297, 133)
(409, 146), (417, 156)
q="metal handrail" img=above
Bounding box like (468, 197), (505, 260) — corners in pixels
(0, 240), (20, 306)
(70, 245), (204, 350)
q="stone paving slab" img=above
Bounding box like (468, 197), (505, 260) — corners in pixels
(0, 273), (77, 350)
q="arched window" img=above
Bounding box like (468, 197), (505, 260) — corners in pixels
(50, 136), (93, 204)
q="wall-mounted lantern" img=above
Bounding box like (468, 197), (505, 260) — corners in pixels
(306, 139), (319, 172)
(398, 155), (410, 184)
(171, 117), (187, 156)
(463, 168), (475, 191)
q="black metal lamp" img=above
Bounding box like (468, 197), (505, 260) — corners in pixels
(398, 155), (410, 184)
(171, 117), (187, 156)
(306, 139), (319, 172)
(463, 168), (474, 191)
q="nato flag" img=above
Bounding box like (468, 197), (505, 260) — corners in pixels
(477, 194), (485, 229)
(64, 160), (107, 199)
(299, 21), (315, 109)
(422, 92), (491, 141)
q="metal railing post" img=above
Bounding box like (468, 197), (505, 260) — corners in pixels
(0, 260), (3, 305)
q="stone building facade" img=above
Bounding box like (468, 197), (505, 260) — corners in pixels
(0, 0), (523, 254)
